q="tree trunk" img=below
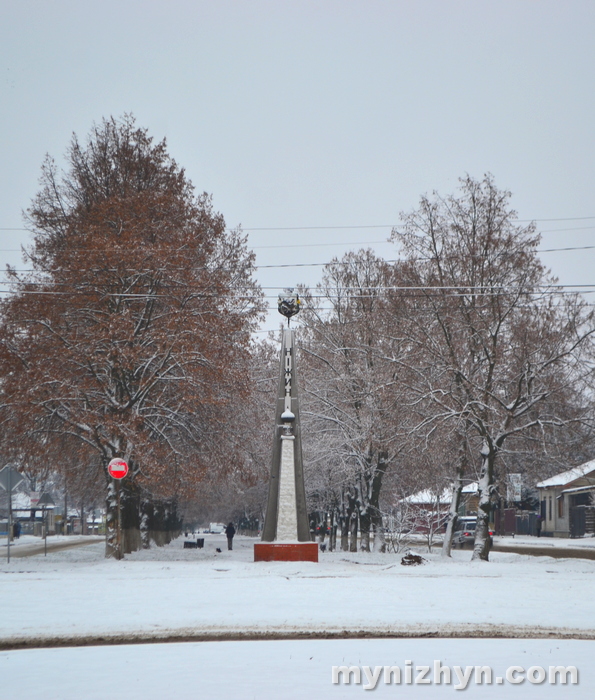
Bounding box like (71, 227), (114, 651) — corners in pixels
(371, 452), (388, 553)
(340, 506), (350, 551)
(349, 494), (359, 552)
(120, 480), (141, 554)
(340, 491), (352, 551)
(443, 427), (471, 557)
(105, 480), (120, 559)
(371, 510), (386, 552)
(105, 479), (143, 558)
(472, 440), (496, 561)
(150, 502), (167, 546)
(329, 509), (337, 551)
(317, 512), (327, 545)
(140, 499), (151, 549)
(359, 506), (371, 552)
(442, 477), (463, 558)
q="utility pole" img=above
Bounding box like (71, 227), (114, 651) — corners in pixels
(7, 466), (11, 563)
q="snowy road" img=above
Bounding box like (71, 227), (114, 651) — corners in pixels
(2, 637), (593, 700)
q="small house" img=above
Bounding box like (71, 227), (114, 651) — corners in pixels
(397, 482), (479, 533)
(536, 460), (595, 538)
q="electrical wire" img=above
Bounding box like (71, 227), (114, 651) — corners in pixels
(3, 238), (595, 275)
(0, 285), (593, 300)
(242, 217), (595, 230)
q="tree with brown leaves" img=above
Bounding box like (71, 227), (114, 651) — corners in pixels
(0, 116), (264, 557)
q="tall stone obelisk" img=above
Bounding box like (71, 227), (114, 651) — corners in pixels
(254, 290), (318, 562)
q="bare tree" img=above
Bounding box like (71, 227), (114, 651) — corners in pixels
(299, 250), (406, 552)
(390, 174), (595, 560)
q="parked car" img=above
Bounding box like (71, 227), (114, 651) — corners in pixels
(452, 517), (494, 548)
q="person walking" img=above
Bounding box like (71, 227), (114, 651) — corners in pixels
(225, 522), (236, 550)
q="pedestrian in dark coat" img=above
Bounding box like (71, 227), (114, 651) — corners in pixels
(225, 522), (236, 550)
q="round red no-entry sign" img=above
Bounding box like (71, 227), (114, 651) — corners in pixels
(108, 458), (129, 479)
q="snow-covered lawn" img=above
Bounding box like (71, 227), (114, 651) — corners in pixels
(1, 533), (594, 698)
(2, 533), (595, 641)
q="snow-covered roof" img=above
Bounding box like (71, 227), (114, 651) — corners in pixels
(10, 492), (33, 509)
(536, 459), (595, 489)
(401, 482), (478, 504)
(561, 484), (595, 495)
(5, 492), (61, 512)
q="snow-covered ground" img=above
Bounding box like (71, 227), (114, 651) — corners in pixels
(4, 638), (593, 699)
(1, 533), (594, 698)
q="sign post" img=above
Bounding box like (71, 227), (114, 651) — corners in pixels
(108, 459), (129, 559)
(0, 465), (25, 564)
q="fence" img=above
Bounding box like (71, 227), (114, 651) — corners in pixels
(495, 508), (539, 536)
(569, 505), (595, 538)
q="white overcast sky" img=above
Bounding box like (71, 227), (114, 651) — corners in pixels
(1, 0), (594, 331)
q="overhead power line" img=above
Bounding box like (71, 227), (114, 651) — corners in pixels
(1, 283), (593, 300)
(252, 229), (595, 249)
(3, 240), (595, 276)
(2, 215), (595, 235)
(242, 217), (595, 231)
(2, 229), (595, 257)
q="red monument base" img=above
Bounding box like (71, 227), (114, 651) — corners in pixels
(254, 542), (318, 563)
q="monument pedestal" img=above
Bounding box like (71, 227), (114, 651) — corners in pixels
(254, 542), (318, 563)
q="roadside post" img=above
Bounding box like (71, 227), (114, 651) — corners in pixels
(108, 459), (129, 559)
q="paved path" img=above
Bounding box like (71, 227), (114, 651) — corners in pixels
(1, 536), (103, 559)
(492, 541), (595, 559)
(4, 623), (595, 651)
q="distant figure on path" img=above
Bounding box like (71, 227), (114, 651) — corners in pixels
(225, 522), (236, 550)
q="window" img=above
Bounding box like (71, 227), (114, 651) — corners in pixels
(558, 496), (564, 518)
